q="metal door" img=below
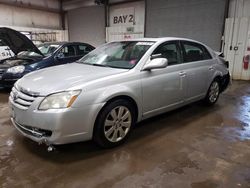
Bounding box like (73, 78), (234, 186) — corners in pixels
(223, 17), (250, 80)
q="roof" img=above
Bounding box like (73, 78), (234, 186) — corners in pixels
(39, 41), (92, 46)
(124, 37), (200, 43)
(41, 41), (67, 45)
(116, 37), (209, 48)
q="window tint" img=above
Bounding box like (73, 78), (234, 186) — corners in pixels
(153, 42), (181, 66)
(182, 42), (212, 62)
(59, 45), (76, 57)
(77, 45), (94, 55)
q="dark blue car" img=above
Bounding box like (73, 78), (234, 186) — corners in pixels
(0, 27), (95, 88)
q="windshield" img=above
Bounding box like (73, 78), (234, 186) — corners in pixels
(78, 41), (154, 69)
(38, 44), (60, 56)
(18, 44), (60, 57)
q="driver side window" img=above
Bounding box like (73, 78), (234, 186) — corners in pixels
(152, 42), (181, 66)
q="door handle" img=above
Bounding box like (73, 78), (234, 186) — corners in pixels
(209, 66), (214, 71)
(179, 71), (186, 77)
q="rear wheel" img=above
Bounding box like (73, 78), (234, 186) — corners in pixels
(93, 99), (136, 148)
(204, 79), (220, 105)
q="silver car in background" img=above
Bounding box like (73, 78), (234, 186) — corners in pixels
(9, 38), (230, 148)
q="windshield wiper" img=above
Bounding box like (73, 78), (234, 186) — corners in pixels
(76, 62), (108, 67)
(78, 62), (127, 69)
(92, 63), (109, 67)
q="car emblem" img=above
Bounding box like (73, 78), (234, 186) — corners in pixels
(19, 87), (39, 97)
(19, 87), (28, 94)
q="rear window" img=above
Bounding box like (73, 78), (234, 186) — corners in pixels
(182, 41), (212, 62)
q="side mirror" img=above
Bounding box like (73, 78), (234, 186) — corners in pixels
(142, 58), (168, 71)
(55, 52), (64, 59)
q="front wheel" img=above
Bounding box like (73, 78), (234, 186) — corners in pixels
(93, 99), (136, 148)
(204, 79), (220, 105)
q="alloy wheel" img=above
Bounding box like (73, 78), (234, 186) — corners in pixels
(104, 106), (132, 143)
(209, 82), (220, 103)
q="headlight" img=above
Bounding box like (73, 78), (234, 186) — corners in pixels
(7, 65), (25, 74)
(38, 90), (81, 110)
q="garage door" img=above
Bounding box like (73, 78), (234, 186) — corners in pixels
(67, 6), (105, 47)
(145, 0), (227, 51)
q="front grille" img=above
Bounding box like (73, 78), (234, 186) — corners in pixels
(10, 86), (39, 110)
(14, 120), (52, 138)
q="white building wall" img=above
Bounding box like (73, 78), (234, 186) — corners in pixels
(0, 0), (61, 29)
(223, 0), (250, 80)
(107, 1), (145, 42)
(229, 0), (250, 18)
(6, 0), (60, 10)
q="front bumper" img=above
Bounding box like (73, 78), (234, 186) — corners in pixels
(0, 78), (18, 88)
(0, 72), (26, 88)
(9, 97), (105, 145)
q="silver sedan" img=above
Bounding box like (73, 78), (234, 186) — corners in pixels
(9, 38), (230, 148)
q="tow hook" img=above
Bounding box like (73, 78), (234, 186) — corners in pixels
(38, 139), (55, 152)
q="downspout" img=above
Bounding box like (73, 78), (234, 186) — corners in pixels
(105, 0), (109, 42)
(220, 0), (230, 51)
(144, 0), (147, 37)
(60, 0), (65, 30)
(230, 0), (238, 50)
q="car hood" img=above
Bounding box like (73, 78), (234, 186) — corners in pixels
(0, 56), (42, 68)
(16, 63), (129, 96)
(0, 27), (43, 56)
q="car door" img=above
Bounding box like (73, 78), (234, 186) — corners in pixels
(55, 44), (78, 65)
(180, 41), (214, 102)
(141, 41), (187, 118)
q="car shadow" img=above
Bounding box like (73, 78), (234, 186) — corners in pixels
(0, 87), (11, 102)
(0, 87), (11, 93)
(21, 100), (221, 163)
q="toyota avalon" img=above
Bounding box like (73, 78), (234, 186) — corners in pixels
(9, 38), (230, 148)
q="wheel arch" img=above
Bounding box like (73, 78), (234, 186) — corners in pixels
(210, 71), (224, 92)
(96, 94), (139, 123)
(212, 75), (224, 92)
(92, 94), (140, 142)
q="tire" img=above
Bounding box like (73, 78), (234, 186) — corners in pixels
(204, 79), (220, 106)
(93, 99), (136, 148)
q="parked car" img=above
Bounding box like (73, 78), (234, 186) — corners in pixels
(0, 27), (95, 87)
(9, 38), (230, 148)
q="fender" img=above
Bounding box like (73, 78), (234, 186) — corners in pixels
(211, 70), (223, 81)
(208, 70), (224, 91)
(93, 85), (143, 121)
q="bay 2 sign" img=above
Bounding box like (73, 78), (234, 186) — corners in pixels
(111, 7), (135, 26)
